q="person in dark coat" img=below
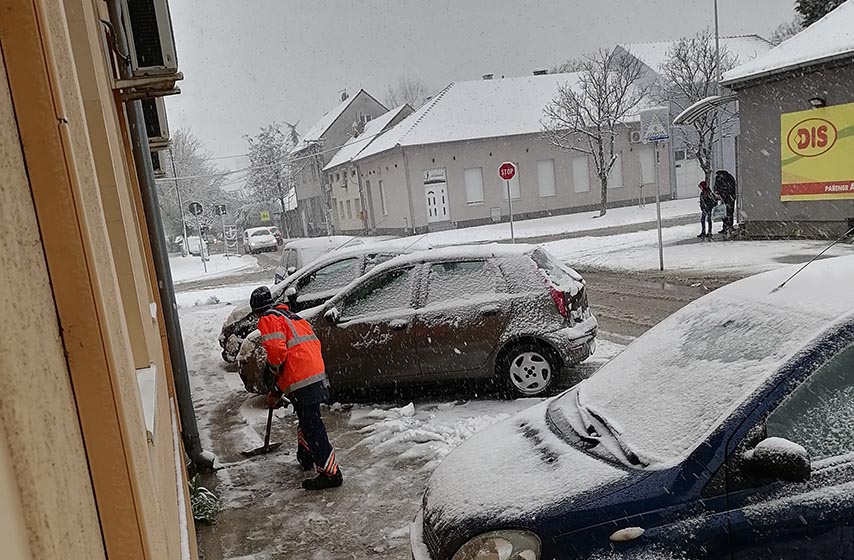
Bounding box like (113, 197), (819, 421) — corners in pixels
(698, 180), (716, 238)
(714, 170), (737, 234)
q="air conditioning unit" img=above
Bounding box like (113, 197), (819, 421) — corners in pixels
(142, 96), (170, 149)
(629, 130), (643, 144)
(121, 0), (178, 77)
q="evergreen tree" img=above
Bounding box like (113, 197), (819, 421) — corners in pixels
(796, 0), (845, 26)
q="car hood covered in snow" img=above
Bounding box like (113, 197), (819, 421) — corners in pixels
(422, 398), (637, 558)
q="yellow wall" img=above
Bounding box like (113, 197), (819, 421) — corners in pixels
(0, 41), (105, 559)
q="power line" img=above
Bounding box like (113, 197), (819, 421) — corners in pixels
(156, 127), (387, 182)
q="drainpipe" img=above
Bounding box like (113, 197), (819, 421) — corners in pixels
(106, 0), (214, 471)
(400, 145), (416, 235)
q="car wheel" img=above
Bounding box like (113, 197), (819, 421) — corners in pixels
(499, 342), (559, 397)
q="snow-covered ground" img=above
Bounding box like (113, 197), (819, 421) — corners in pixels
(418, 198), (699, 246)
(546, 223), (853, 276)
(169, 254), (258, 285)
(174, 281), (256, 309)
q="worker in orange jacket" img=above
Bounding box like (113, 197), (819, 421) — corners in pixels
(250, 286), (342, 490)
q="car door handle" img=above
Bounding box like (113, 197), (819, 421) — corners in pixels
(389, 319), (409, 331)
(480, 305), (500, 316)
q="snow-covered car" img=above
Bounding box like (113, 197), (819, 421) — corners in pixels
(180, 235), (207, 257)
(242, 227), (278, 254)
(413, 255), (854, 560)
(274, 235), (363, 283)
(219, 242), (424, 366)
(239, 244), (596, 397)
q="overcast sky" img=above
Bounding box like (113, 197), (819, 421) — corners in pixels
(166, 0), (795, 172)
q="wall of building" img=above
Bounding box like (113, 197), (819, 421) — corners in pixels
(0, 42), (105, 560)
(736, 63), (854, 237)
(330, 164), (368, 233)
(360, 130), (670, 233)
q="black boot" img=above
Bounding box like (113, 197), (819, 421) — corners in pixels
(302, 469), (343, 491)
(297, 447), (314, 471)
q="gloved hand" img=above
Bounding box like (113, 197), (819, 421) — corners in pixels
(266, 390), (285, 409)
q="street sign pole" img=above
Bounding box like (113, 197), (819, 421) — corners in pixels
(197, 216), (207, 272)
(506, 180), (515, 244)
(220, 214), (228, 258)
(654, 142), (664, 271)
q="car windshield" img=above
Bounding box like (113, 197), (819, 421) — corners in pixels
(251, 230), (269, 237)
(555, 288), (833, 467)
(301, 247), (332, 265)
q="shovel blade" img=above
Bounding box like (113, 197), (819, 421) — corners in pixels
(240, 441), (284, 458)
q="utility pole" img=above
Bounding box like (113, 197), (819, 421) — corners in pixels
(713, 0), (724, 181)
(170, 147), (188, 255)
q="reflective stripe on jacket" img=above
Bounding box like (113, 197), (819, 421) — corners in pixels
(257, 305), (326, 394)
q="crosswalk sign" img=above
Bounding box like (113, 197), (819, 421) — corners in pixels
(640, 107), (671, 143)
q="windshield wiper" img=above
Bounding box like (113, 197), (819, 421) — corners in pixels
(583, 404), (647, 468)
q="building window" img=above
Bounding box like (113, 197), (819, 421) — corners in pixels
(335, 172), (340, 182)
(346, 200), (352, 219)
(339, 200), (345, 219)
(607, 153), (624, 189)
(464, 167), (484, 205)
(352, 169), (356, 177)
(355, 198), (361, 212)
(502, 163), (521, 201)
(332, 198), (339, 220)
(378, 180), (387, 215)
(537, 159), (556, 197)
(572, 157), (590, 193)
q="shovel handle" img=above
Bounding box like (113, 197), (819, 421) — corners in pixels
(263, 406), (274, 449)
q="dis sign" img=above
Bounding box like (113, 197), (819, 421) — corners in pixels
(786, 118), (838, 157)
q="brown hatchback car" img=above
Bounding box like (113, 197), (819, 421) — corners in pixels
(238, 244), (597, 397)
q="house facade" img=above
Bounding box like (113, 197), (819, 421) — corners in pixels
(721, 2), (854, 238)
(290, 89), (387, 236)
(613, 36), (772, 198)
(1, 0), (201, 558)
(324, 104), (414, 234)
(348, 74), (670, 235)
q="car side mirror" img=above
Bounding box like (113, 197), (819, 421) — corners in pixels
(287, 266), (297, 275)
(324, 307), (340, 325)
(746, 437), (811, 483)
(284, 286), (297, 303)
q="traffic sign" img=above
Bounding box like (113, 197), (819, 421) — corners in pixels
(640, 107), (671, 143)
(214, 203), (227, 216)
(259, 211), (271, 222)
(188, 201), (203, 216)
(498, 162), (516, 181)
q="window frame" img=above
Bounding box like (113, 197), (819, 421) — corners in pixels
(421, 258), (506, 307)
(537, 159), (556, 198)
(464, 167), (485, 205)
(297, 257), (361, 295)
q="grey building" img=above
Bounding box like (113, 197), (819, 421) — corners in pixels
(721, 2), (854, 238)
(291, 89), (387, 236)
(346, 73), (670, 235)
(614, 36), (771, 199)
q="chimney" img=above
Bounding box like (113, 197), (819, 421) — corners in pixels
(532, 69), (548, 76)
(482, 73), (494, 80)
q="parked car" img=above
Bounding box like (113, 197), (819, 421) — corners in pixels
(180, 235), (207, 257)
(239, 244), (597, 397)
(412, 255), (854, 560)
(242, 227), (278, 254)
(274, 235), (363, 283)
(219, 241), (426, 368)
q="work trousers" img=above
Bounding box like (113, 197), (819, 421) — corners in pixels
(291, 382), (338, 475)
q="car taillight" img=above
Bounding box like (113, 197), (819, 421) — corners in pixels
(548, 285), (568, 318)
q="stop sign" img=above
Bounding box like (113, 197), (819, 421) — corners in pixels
(498, 162), (516, 181)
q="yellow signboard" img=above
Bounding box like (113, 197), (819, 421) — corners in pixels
(259, 211), (271, 222)
(781, 101), (854, 201)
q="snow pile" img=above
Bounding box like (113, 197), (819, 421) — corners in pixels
(353, 401), (519, 470)
(723, 1), (854, 85)
(174, 282), (257, 309)
(169, 254), (258, 285)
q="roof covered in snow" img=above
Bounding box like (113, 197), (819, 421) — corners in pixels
(723, 1), (854, 86)
(291, 90), (386, 154)
(618, 35), (772, 77)
(323, 105), (412, 171)
(354, 73), (615, 161)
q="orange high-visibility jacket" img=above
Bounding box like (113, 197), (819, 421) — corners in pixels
(257, 304), (327, 394)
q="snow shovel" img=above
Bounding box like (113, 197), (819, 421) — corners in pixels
(241, 405), (283, 458)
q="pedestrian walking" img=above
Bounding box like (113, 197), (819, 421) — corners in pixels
(698, 180), (716, 238)
(714, 170), (737, 234)
(250, 286), (343, 490)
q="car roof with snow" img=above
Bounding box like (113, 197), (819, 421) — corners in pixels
(245, 227), (272, 234)
(282, 236), (358, 250)
(371, 242), (536, 267)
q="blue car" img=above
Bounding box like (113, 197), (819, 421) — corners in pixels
(412, 256), (854, 560)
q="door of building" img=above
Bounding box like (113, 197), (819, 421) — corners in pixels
(423, 168), (449, 223)
(674, 149), (704, 199)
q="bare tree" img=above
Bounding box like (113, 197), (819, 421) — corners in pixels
(659, 29), (739, 184)
(770, 16), (803, 44)
(384, 76), (429, 109)
(542, 50), (650, 217)
(244, 124), (297, 236)
(158, 128), (232, 241)
(549, 58), (585, 74)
